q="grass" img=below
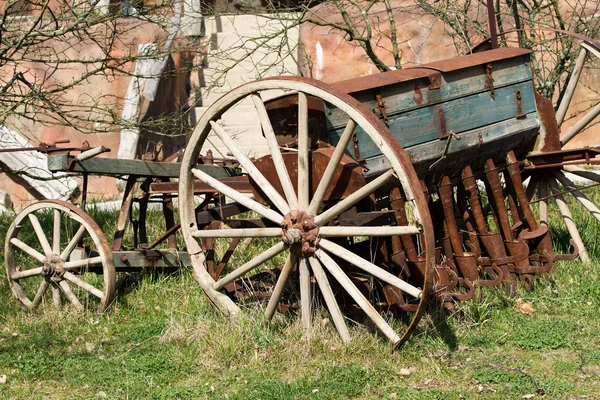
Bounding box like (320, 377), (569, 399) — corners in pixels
(1, 193), (600, 399)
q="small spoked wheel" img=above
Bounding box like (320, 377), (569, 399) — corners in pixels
(179, 76), (434, 347)
(5, 200), (116, 311)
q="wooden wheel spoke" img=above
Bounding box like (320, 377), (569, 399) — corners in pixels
(58, 280), (84, 311)
(319, 225), (421, 237)
(555, 172), (600, 222)
(556, 46), (588, 126)
(538, 179), (549, 227)
(319, 239), (422, 299)
(548, 178), (590, 263)
(299, 257), (312, 334)
(252, 93), (298, 209)
(29, 214), (53, 257)
(51, 283), (61, 307)
(11, 267), (44, 280)
(63, 271), (104, 299)
(10, 238), (46, 263)
(191, 227), (281, 238)
(53, 209), (61, 255)
(308, 257), (351, 343)
(64, 256), (104, 270)
(563, 165), (600, 183)
(191, 168), (283, 225)
(315, 249), (401, 344)
(32, 280), (50, 308)
(213, 242), (287, 290)
(314, 169), (396, 226)
(561, 101), (600, 145)
(525, 176), (538, 201)
(307, 119), (357, 215)
(265, 253), (297, 320)
(209, 121), (290, 214)
(297, 92), (310, 210)
(60, 225), (87, 261)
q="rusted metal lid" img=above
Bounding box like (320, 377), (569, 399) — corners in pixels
(331, 48), (532, 95)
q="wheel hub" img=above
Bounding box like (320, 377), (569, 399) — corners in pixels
(280, 210), (319, 257)
(43, 255), (65, 282)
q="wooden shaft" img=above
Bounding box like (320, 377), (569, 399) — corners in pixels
(191, 227), (281, 238)
(209, 121), (290, 214)
(58, 281), (84, 311)
(563, 165), (600, 183)
(307, 119), (357, 216)
(63, 271), (104, 299)
(252, 94), (298, 209)
(319, 225), (420, 237)
(213, 242), (287, 290)
(29, 214), (53, 257)
(11, 267), (44, 280)
(316, 249), (401, 344)
(60, 225), (86, 261)
(297, 92), (310, 210)
(53, 209), (61, 255)
(50, 283), (60, 308)
(265, 253), (297, 320)
(556, 47), (588, 126)
(308, 256), (351, 343)
(525, 176), (538, 202)
(555, 171), (600, 222)
(548, 178), (590, 263)
(191, 168), (283, 225)
(299, 257), (312, 335)
(113, 175), (136, 251)
(64, 256), (104, 270)
(10, 238), (46, 263)
(314, 169), (395, 226)
(538, 179), (549, 227)
(319, 239), (422, 299)
(561, 101), (600, 145)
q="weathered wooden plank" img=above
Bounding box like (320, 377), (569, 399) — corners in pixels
(112, 250), (190, 270)
(47, 154), (238, 179)
(330, 81), (537, 160)
(362, 111), (540, 181)
(328, 54), (532, 126)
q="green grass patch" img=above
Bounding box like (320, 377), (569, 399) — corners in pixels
(2, 186), (600, 399)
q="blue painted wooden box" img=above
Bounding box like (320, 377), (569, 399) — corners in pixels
(329, 48), (541, 182)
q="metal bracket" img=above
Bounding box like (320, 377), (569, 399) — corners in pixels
(352, 131), (361, 161)
(438, 109), (448, 139)
(485, 63), (495, 99)
(515, 90), (526, 119)
(430, 130), (461, 171)
(375, 90), (389, 127)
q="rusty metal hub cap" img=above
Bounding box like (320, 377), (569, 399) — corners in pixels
(280, 210), (319, 257)
(43, 255), (66, 282)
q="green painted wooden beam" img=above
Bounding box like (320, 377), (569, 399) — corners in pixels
(47, 154), (238, 179)
(112, 250), (190, 269)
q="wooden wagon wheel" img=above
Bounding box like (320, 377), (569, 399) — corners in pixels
(5, 200), (116, 311)
(179, 76), (434, 347)
(526, 37), (600, 264)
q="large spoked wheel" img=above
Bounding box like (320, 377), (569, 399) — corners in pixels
(179, 76), (434, 347)
(527, 37), (600, 263)
(5, 200), (116, 311)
